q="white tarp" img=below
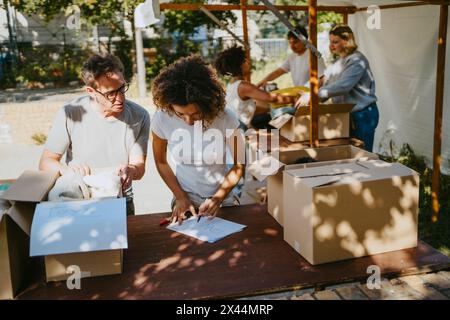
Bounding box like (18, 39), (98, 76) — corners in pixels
(343, 4), (450, 171)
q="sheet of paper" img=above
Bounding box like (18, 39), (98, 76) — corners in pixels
(167, 216), (246, 243)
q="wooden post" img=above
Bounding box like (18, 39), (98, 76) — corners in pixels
(308, 0), (319, 147)
(431, 4), (448, 223)
(343, 12), (348, 25)
(241, 0), (251, 82)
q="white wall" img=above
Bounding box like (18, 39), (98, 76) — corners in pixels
(349, 5), (450, 172)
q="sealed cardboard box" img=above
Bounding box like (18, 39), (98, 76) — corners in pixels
(30, 197), (127, 282)
(283, 160), (419, 265)
(0, 171), (59, 299)
(270, 104), (354, 142)
(248, 145), (378, 226)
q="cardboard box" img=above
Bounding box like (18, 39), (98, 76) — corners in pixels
(30, 198), (127, 282)
(0, 171), (59, 299)
(283, 160), (420, 265)
(270, 104), (354, 142)
(248, 145), (378, 226)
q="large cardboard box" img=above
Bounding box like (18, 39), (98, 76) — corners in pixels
(283, 160), (420, 265)
(30, 198), (127, 282)
(248, 145), (378, 226)
(270, 104), (354, 142)
(0, 171), (59, 299)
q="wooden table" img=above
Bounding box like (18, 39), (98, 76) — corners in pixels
(17, 204), (450, 300)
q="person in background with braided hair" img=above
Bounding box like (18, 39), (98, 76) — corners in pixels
(215, 45), (299, 129)
(151, 55), (246, 225)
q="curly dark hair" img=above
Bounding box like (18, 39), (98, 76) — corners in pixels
(214, 45), (246, 77)
(152, 55), (225, 127)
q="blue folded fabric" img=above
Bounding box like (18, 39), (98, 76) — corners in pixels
(270, 106), (297, 119)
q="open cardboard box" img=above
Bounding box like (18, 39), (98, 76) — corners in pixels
(270, 103), (354, 142)
(30, 197), (127, 282)
(283, 159), (420, 265)
(0, 171), (59, 299)
(1, 169), (128, 298)
(248, 145), (378, 226)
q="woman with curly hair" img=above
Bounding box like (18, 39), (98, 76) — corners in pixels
(151, 55), (245, 224)
(215, 45), (298, 129)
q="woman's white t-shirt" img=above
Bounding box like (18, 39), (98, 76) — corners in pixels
(151, 108), (240, 198)
(280, 50), (326, 87)
(225, 80), (256, 125)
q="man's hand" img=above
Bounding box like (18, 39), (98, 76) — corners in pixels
(198, 196), (222, 220)
(60, 162), (91, 176)
(117, 165), (136, 190)
(172, 197), (197, 225)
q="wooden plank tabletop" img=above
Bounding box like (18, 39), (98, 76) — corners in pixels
(17, 204), (450, 300)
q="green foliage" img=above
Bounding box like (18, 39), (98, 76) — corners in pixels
(144, 1), (239, 81)
(255, 0), (343, 36)
(162, 0), (238, 36)
(9, 0), (140, 86)
(14, 44), (89, 86)
(113, 39), (134, 82)
(380, 143), (450, 256)
(11, 0), (141, 30)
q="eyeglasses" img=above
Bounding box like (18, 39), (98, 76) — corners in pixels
(94, 82), (129, 102)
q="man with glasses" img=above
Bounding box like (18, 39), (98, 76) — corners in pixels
(39, 54), (150, 215)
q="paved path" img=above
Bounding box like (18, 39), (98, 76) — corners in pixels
(241, 271), (450, 300)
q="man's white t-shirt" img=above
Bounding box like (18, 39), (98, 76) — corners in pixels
(151, 108), (240, 198)
(280, 50), (326, 87)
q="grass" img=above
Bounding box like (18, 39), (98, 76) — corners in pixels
(380, 144), (450, 256)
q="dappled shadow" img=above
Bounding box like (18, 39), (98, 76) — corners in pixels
(285, 160), (420, 265)
(0, 86), (83, 104)
(15, 203), (450, 300)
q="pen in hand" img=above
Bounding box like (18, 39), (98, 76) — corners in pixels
(197, 214), (202, 223)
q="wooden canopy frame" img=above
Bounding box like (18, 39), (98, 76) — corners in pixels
(159, 0), (449, 222)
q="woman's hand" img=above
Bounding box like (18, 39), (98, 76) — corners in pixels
(295, 92), (311, 108)
(172, 197), (197, 225)
(198, 196), (223, 220)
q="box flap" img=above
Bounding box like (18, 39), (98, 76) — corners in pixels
(247, 155), (283, 182)
(295, 103), (355, 116)
(30, 198), (127, 257)
(269, 113), (293, 129)
(6, 202), (36, 236)
(287, 163), (360, 188)
(1, 171), (59, 203)
(286, 160), (417, 188)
